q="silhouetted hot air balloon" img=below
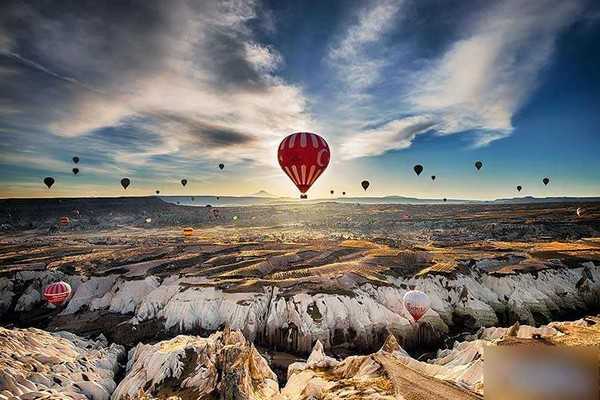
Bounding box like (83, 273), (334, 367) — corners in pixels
(72, 168), (79, 175)
(475, 161), (483, 171)
(361, 180), (369, 191)
(403, 290), (430, 322)
(278, 132), (330, 198)
(44, 177), (55, 189)
(156, 190), (160, 195)
(431, 175), (436, 181)
(443, 198), (447, 202)
(330, 190), (334, 195)
(43, 281), (72, 305)
(219, 163), (224, 170)
(181, 179), (187, 187)
(72, 156), (79, 164)
(216, 196), (220, 200)
(543, 177), (550, 186)
(120, 178), (130, 190)
(414, 165), (423, 176)
(342, 192), (346, 196)
(517, 185), (522, 192)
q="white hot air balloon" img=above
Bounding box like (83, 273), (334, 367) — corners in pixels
(576, 208), (583, 217)
(403, 290), (430, 322)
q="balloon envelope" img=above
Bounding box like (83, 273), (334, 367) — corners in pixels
(219, 163), (224, 170)
(431, 175), (436, 181)
(43, 177), (55, 188)
(330, 190), (334, 195)
(414, 165), (423, 176)
(43, 281), (72, 305)
(72, 168), (79, 175)
(577, 208), (583, 217)
(72, 156), (79, 164)
(155, 190), (160, 195)
(278, 132), (330, 194)
(517, 185), (522, 192)
(120, 178), (130, 190)
(342, 192), (346, 195)
(181, 179), (187, 187)
(361, 180), (369, 191)
(543, 177), (550, 186)
(403, 290), (430, 322)
(475, 161), (483, 170)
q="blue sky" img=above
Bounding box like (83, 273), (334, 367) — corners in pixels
(0, 0), (599, 199)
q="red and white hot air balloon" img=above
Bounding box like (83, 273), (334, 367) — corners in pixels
(43, 281), (72, 305)
(278, 132), (330, 197)
(403, 290), (430, 322)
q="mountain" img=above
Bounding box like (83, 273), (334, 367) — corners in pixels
(250, 190), (277, 197)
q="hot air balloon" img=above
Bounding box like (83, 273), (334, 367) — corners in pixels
(120, 178), (130, 190)
(43, 281), (72, 305)
(72, 156), (79, 164)
(361, 180), (369, 191)
(219, 163), (224, 170)
(443, 198), (447, 202)
(72, 168), (79, 175)
(181, 179), (187, 187)
(330, 190), (334, 195)
(155, 190), (160, 195)
(431, 175), (436, 181)
(44, 177), (55, 188)
(183, 227), (193, 236)
(475, 161), (483, 171)
(342, 192), (346, 196)
(278, 132), (330, 198)
(414, 165), (423, 176)
(577, 208), (583, 217)
(403, 290), (430, 322)
(145, 218), (152, 223)
(543, 177), (550, 186)
(216, 196), (220, 200)
(517, 185), (522, 192)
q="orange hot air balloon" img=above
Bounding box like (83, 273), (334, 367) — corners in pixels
(59, 216), (70, 225)
(183, 227), (194, 236)
(278, 132), (330, 197)
(43, 281), (72, 305)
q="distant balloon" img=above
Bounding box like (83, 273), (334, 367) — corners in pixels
(120, 178), (130, 190)
(361, 180), (369, 191)
(443, 198), (447, 202)
(72, 156), (79, 164)
(43, 281), (72, 305)
(517, 185), (522, 192)
(155, 190), (160, 195)
(216, 196), (220, 200)
(403, 290), (430, 322)
(219, 163), (224, 170)
(43, 177), (55, 188)
(145, 217), (152, 223)
(413, 165), (423, 176)
(181, 179), (187, 187)
(577, 208), (583, 217)
(543, 177), (550, 186)
(330, 190), (334, 195)
(72, 168), (79, 175)
(183, 227), (193, 236)
(431, 175), (436, 181)
(475, 161), (483, 171)
(278, 132), (330, 196)
(342, 192), (346, 196)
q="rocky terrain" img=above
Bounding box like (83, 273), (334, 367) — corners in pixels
(1, 198), (600, 398)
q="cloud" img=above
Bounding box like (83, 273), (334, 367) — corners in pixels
(337, 0), (586, 158)
(0, 0), (313, 170)
(340, 115), (436, 159)
(328, 0), (404, 94)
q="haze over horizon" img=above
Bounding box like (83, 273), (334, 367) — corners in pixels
(1, 0), (599, 200)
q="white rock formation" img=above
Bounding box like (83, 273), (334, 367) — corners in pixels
(0, 327), (124, 400)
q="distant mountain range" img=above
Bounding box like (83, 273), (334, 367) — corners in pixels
(157, 194), (600, 207)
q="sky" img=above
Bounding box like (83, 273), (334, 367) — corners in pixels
(1, 0), (599, 200)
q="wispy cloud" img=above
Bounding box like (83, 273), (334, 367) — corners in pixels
(337, 0), (586, 158)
